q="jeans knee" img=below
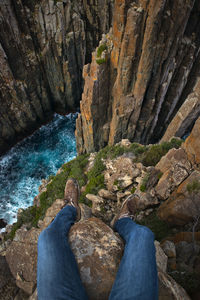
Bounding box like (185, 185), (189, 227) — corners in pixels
(38, 228), (54, 248)
(130, 224), (155, 242)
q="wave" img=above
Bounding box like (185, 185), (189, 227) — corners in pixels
(0, 113), (77, 224)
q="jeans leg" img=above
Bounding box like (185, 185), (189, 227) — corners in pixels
(109, 218), (158, 300)
(37, 205), (88, 300)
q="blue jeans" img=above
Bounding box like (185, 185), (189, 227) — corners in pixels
(37, 206), (158, 300)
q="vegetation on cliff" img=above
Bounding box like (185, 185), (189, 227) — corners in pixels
(6, 138), (182, 240)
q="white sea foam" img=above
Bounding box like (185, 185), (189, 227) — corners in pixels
(0, 113), (77, 225)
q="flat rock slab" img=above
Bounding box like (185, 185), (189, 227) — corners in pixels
(69, 217), (124, 300)
(158, 270), (191, 300)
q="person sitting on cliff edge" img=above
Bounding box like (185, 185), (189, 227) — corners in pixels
(37, 178), (158, 300)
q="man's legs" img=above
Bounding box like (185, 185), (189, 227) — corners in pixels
(37, 205), (88, 300)
(109, 218), (158, 300)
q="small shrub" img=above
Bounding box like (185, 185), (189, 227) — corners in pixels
(140, 184), (146, 192)
(88, 156), (105, 180)
(108, 145), (127, 159)
(170, 137), (183, 148)
(131, 187), (136, 194)
(141, 138), (183, 166)
(129, 143), (147, 155)
(140, 173), (150, 192)
(114, 179), (118, 186)
(80, 174), (105, 204)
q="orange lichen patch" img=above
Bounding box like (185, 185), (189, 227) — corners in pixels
(183, 118), (200, 167)
(88, 124), (93, 135)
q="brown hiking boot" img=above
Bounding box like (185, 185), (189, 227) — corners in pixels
(111, 194), (140, 228)
(64, 178), (81, 221)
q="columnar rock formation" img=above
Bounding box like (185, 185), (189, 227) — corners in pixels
(0, 0), (113, 155)
(76, 0), (200, 154)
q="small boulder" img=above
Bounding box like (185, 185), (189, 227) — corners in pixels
(80, 203), (92, 221)
(155, 241), (168, 273)
(161, 240), (176, 258)
(155, 148), (191, 200)
(98, 189), (117, 201)
(86, 194), (105, 215)
(155, 148), (191, 174)
(134, 188), (159, 209)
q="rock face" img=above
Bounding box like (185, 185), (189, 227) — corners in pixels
(158, 170), (200, 226)
(0, 0), (113, 155)
(76, 0), (200, 154)
(6, 227), (41, 295)
(0, 256), (19, 300)
(183, 117), (200, 169)
(155, 148), (192, 200)
(161, 80), (200, 142)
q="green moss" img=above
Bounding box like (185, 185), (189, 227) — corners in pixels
(97, 44), (107, 58)
(96, 43), (108, 64)
(187, 180), (200, 194)
(96, 58), (107, 65)
(138, 211), (173, 241)
(157, 171), (163, 180)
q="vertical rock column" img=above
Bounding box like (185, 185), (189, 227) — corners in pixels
(76, 36), (112, 154)
(0, 0), (113, 156)
(76, 0), (200, 154)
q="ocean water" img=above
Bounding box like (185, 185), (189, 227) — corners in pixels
(0, 113), (77, 225)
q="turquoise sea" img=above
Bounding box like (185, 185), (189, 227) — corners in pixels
(0, 113), (77, 225)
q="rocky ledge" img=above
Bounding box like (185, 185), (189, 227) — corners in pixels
(1, 117), (200, 299)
